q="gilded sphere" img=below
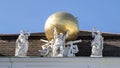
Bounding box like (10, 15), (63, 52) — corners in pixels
(44, 12), (79, 41)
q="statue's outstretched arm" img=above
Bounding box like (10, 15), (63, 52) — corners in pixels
(92, 28), (96, 38)
(65, 30), (69, 38)
(27, 31), (30, 36)
(53, 27), (57, 36)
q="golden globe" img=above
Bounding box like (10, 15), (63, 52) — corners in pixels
(44, 12), (79, 41)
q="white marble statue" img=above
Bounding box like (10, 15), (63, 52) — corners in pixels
(39, 39), (54, 57)
(39, 27), (81, 57)
(52, 27), (69, 57)
(65, 40), (81, 57)
(91, 28), (104, 57)
(15, 30), (30, 57)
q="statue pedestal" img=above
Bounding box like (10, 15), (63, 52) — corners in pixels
(90, 55), (102, 57)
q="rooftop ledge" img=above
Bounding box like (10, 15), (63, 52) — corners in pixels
(0, 57), (120, 68)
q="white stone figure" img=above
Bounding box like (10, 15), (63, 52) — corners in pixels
(52, 27), (69, 57)
(39, 39), (54, 57)
(91, 28), (104, 57)
(39, 27), (82, 58)
(15, 30), (30, 57)
(66, 40), (81, 57)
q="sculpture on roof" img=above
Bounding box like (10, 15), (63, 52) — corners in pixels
(39, 39), (54, 57)
(15, 30), (30, 57)
(40, 12), (81, 57)
(39, 27), (81, 57)
(90, 28), (104, 57)
(52, 27), (69, 57)
(65, 40), (82, 57)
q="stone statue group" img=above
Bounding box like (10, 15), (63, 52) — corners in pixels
(15, 27), (104, 57)
(39, 27), (81, 57)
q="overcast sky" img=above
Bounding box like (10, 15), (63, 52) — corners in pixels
(0, 0), (120, 34)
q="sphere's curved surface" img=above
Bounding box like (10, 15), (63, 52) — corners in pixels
(44, 12), (79, 41)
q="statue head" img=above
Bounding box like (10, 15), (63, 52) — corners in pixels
(20, 30), (25, 35)
(59, 33), (64, 39)
(60, 33), (63, 36)
(60, 33), (64, 37)
(97, 30), (101, 35)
